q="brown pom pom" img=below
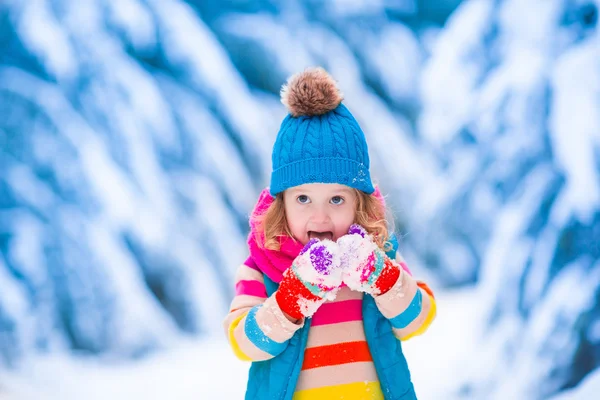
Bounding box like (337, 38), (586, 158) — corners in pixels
(281, 67), (343, 117)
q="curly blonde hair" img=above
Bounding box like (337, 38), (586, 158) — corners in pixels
(253, 189), (393, 251)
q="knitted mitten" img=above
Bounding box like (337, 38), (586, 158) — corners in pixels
(276, 239), (342, 320)
(338, 224), (401, 295)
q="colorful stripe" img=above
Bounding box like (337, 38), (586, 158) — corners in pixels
(417, 281), (435, 298)
(228, 294), (265, 313)
(302, 341), (372, 370)
(227, 312), (252, 361)
(292, 381), (383, 400)
(398, 261), (412, 276)
(236, 280), (267, 297)
(400, 294), (437, 341)
(294, 361), (378, 391)
(367, 252), (385, 286)
(389, 288), (422, 329)
(224, 262), (304, 363)
(306, 321), (365, 347)
(310, 300), (362, 326)
(244, 306), (287, 356)
(234, 263), (265, 284)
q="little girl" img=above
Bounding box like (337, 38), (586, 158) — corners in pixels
(223, 68), (436, 400)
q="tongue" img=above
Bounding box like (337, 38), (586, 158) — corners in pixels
(309, 231), (333, 241)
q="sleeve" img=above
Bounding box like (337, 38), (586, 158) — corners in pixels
(373, 252), (437, 341)
(223, 257), (304, 361)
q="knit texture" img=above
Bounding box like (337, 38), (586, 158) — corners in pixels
(275, 239), (343, 320)
(338, 224), (402, 295)
(270, 70), (374, 195)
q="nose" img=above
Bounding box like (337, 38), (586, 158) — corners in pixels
(310, 204), (331, 224)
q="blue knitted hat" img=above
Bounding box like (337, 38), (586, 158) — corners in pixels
(270, 67), (374, 196)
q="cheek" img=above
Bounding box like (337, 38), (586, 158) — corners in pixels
(287, 218), (303, 235)
(285, 208), (308, 240)
(333, 208), (356, 235)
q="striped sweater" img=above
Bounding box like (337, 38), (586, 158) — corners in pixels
(223, 251), (436, 399)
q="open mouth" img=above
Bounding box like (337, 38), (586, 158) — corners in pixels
(308, 231), (334, 241)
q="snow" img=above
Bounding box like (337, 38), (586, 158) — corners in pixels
(84, 222), (181, 347)
(110, 60), (180, 154)
(497, 0), (562, 54)
(0, 288), (482, 400)
(8, 213), (47, 292)
(328, 0), (385, 16)
(1, 0), (599, 398)
(552, 368), (600, 400)
(418, 0), (494, 146)
(218, 13), (315, 79)
(476, 165), (555, 302)
(105, 0), (156, 51)
(549, 37), (600, 222)
(16, 0), (78, 81)
(360, 23), (422, 103)
(337, 234), (381, 292)
(8, 287), (593, 399)
(0, 337), (249, 400)
(150, 0), (273, 166)
(6, 165), (57, 210)
(294, 240), (344, 291)
(170, 84), (257, 215)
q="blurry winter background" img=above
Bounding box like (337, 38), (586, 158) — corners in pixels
(0, 0), (599, 398)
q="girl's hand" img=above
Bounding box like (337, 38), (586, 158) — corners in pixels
(276, 239), (342, 320)
(337, 224), (401, 295)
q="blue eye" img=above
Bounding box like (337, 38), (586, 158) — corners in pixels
(297, 195), (310, 204)
(330, 196), (344, 205)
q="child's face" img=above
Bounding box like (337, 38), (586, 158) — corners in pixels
(283, 183), (357, 245)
